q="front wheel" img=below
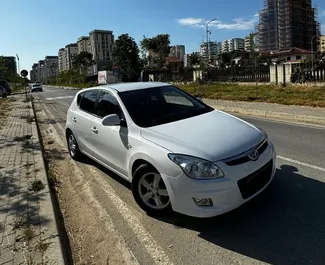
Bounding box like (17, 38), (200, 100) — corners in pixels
(132, 164), (171, 216)
(67, 132), (83, 160)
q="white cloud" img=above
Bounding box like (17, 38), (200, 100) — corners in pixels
(176, 15), (259, 31)
(177, 17), (204, 26)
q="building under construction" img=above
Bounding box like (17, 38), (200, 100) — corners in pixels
(257, 0), (321, 51)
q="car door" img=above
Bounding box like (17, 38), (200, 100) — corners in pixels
(90, 90), (128, 176)
(74, 90), (99, 156)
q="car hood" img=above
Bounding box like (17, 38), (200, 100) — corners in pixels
(140, 110), (265, 162)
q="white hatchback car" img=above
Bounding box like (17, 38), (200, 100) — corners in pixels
(65, 82), (276, 218)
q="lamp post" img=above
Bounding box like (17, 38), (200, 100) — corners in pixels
(16, 54), (20, 76)
(311, 35), (318, 69)
(206, 18), (217, 65)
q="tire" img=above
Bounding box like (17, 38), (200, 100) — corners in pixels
(2, 93), (7, 98)
(66, 131), (83, 160)
(132, 164), (172, 216)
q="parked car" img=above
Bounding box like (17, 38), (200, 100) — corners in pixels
(31, 83), (43, 92)
(0, 80), (12, 95)
(65, 82), (276, 218)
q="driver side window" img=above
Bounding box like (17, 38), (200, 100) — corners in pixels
(97, 91), (123, 119)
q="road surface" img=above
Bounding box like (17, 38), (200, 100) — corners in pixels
(34, 86), (325, 265)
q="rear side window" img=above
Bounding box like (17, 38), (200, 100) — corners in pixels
(77, 93), (83, 106)
(79, 91), (99, 114)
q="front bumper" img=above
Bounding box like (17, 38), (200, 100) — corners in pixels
(162, 142), (276, 218)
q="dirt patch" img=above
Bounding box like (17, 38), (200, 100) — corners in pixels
(0, 98), (15, 128)
(34, 104), (127, 265)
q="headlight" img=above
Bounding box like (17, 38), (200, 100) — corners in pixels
(168, 154), (224, 180)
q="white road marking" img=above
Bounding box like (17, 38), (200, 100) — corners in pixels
(277, 155), (325, 172)
(46, 96), (74, 100)
(89, 167), (174, 265)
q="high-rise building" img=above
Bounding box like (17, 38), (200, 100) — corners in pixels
(37, 60), (45, 82)
(257, 0), (321, 51)
(169, 45), (186, 61)
(77, 36), (91, 54)
(58, 48), (65, 72)
(30, 63), (38, 82)
(2, 56), (17, 75)
(200, 41), (221, 58)
(89, 29), (114, 74)
(229, 38), (245, 52)
(318, 35), (325, 53)
(43, 56), (59, 82)
(58, 44), (78, 72)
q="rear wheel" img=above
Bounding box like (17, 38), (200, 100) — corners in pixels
(132, 164), (171, 216)
(2, 93), (7, 98)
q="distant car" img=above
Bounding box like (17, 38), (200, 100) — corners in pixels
(65, 82), (276, 218)
(31, 83), (43, 92)
(0, 86), (8, 98)
(0, 80), (11, 95)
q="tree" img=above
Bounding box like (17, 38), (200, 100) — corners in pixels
(0, 56), (8, 79)
(189, 52), (201, 65)
(112, 34), (140, 82)
(140, 34), (171, 70)
(73, 51), (95, 75)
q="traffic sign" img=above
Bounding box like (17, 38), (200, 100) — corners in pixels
(21, 70), (28, 77)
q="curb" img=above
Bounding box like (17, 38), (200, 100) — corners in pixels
(30, 98), (67, 264)
(213, 105), (325, 125)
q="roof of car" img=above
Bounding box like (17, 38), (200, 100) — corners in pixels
(101, 82), (171, 93)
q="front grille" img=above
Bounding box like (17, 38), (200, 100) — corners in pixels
(237, 159), (273, 199)
(225, 140), (268, 166)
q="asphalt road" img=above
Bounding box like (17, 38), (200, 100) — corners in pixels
(35, 86), (325, 265)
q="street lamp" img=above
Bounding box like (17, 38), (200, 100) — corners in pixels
(206, 18), (217, 65)
(311, 34), (318, 70)
(16, 54), (20, 76)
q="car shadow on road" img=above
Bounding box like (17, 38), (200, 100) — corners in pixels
(153, 165), (325, 265)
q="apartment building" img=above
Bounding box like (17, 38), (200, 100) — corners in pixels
(319, 35), (325, 53)
(200, 41), (221, 58)
(37, 60), (45, 82)
(221, 40), (230, 53)
(43, 56), (59, 82)
(30, 63), (38, 82)
(89, 29), (114, 74)
(58, 48), (64, 72)
(169, 45), (186, 61)
(77, 36), (91, 53)
(229, 38), (245, 52)
(57, 44), (78, 72)
(2, 56), (17, 75)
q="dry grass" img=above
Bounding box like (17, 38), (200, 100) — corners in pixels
(179, 83), (325, 107)
(0, 98), (15, 128)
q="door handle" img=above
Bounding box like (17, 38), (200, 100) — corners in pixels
(91, 126), (98, 133)
(72, 117), (77, 122)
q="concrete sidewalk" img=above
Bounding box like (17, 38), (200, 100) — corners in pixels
(0, 95), (65, 264)
(204, 99), (325, 125)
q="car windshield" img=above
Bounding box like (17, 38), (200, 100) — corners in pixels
(118, 85), (214, 128)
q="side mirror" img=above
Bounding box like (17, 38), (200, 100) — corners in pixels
(102, 114), (120, 126)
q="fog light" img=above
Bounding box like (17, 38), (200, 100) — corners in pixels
(193, 198), (213, 206)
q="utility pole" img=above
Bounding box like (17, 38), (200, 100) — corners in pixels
(206, 18), (217, 65)
(311, 34), (318, 85)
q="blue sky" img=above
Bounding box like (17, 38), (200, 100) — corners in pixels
(1, 0), (324, 74)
